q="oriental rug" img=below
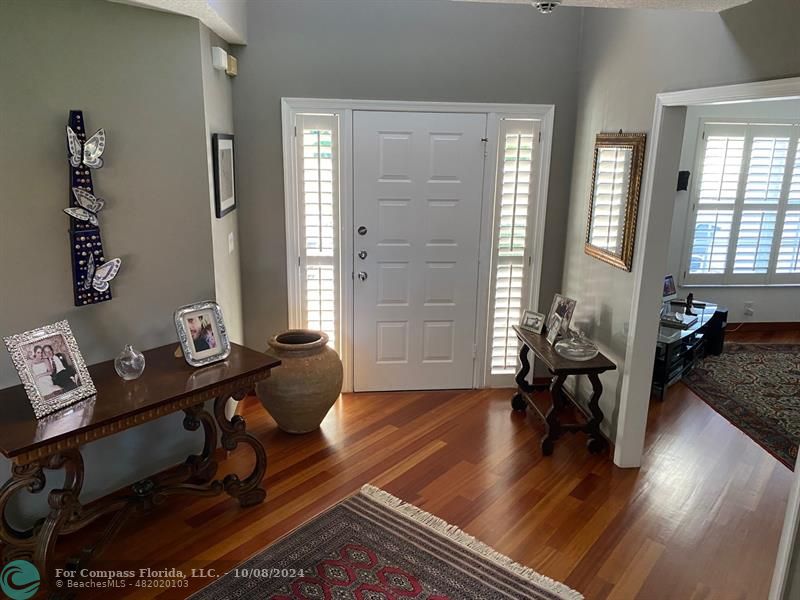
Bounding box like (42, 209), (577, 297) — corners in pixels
(192, 484), (582, 599)
(684, 343), (800, 469)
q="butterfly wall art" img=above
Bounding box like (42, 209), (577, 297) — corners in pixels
(64, 110), (123, 306)
(67, 126), (106, 169)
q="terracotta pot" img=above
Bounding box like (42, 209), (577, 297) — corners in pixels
(256, 329), (343, 434)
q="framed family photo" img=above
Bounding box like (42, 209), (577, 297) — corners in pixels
(3, 320), (95, 419)
(546, 315), (562, 345)
(546, 294), (577, 338)
(520, 310), (545, 334)
(174, 301), (231, 367)
(212, 133), (236, 218)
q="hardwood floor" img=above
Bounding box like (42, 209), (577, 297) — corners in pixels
(75, 331), (796, 599)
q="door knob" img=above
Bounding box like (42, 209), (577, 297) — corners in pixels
(358, 250), (367, 260)
(357, 271), (368, 281)
(357, 226), (367, 236)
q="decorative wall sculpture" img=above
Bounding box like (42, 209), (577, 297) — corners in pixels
(65, 110), (121, 305)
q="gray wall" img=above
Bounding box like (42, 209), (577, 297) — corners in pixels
(560, 0), (800, 437)
(232, 0), (584, 350)
(201, 26), (245, 345)
(0, 0), (213, 521)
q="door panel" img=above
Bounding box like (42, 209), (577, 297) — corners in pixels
(353, 111), (487, 391)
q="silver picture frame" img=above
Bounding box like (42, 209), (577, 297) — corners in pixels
(174, 301), (231, 368)
(3, 320), (96, 419)
(546, 293), (577, 337)
(520, 310), (546, 335)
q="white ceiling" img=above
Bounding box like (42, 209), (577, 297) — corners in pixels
(455, 0), (753, 11)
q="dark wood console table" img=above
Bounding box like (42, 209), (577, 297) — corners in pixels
(0, 343), (279, 589)
(511, 325), (616, 456)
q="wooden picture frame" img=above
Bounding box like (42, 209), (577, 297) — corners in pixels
(212, 133), (236, 218)
(584, 132), (646, 272)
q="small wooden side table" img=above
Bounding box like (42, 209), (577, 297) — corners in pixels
(511, 325), (616, 456)
(0, 343), (279, 589)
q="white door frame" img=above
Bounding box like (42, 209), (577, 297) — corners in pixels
(281, 98), (555, 393)
(613, 76), (800, 598)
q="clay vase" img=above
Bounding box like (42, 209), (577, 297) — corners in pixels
(256, 329), (343, 434)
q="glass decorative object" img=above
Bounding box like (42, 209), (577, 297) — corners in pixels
(114, 344), (145, 380)
(554, 329), (599, 361)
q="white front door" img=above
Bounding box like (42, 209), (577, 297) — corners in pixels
(353, 111), (487, 391)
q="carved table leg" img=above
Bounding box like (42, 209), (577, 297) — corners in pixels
(213, 392), (267, 507)
(515, 344), (536, 392)
(585, 373), (608, 454)
(0, 462), (45, 564)
(183, 403), (220, 484)
(512, 343), (533, 411)
(541, 374), (566, 456)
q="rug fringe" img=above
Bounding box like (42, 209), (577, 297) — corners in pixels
(359, 484), (584, 600)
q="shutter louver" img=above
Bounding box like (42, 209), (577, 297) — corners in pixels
(733, 210), (777, 273)
(743, 136), (789, 203)
(489, 121), (537, 375)
(297, 115), (339, 349)
(698, 135), (744, 204)
(777, 210), (800, 273)
(789, 143), (800, 204)
(690, 209), (734, 274)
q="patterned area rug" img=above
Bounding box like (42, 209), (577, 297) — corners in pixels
(192, 485), (582, 599)
(684, 343), (800, 469)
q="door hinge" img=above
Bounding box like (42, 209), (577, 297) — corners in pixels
(538, 131), (541, 143)
(701, 130), (705, 140)
(472, 344), (477, 359)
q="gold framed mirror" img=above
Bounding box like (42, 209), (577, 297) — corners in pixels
(584, 132), (647, 272)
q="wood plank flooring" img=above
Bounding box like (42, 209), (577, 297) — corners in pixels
(76, 331), (796, 599)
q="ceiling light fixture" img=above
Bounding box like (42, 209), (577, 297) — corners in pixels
(532, 0), (561, 13)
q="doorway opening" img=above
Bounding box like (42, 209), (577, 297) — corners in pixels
(612, 76), (800, 600)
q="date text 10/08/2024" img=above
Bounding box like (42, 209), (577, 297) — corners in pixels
(54, 567), (310, 580)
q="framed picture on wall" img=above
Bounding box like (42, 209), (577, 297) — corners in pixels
(212, 133), (236, 218)
(3, 320), (96, 419)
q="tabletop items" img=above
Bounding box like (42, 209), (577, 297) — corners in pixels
(554, 330), (599, 361)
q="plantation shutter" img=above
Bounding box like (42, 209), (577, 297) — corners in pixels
(684, 121), (800, 285)
(731, 125), (789, 277)
(686, 123), (744, 281)
(776, 140), (800, 276)
(295, 113), (340, 349)
(489, 119), (539, 376)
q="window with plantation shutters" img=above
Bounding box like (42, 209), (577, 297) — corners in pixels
(295, 113), (340, 349)
(683, 120), (800, 285)
(489, 119), (539, 375)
